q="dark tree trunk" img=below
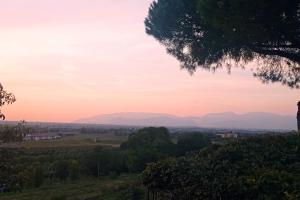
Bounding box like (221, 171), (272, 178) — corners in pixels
(297, 101), (300, 132)
(97, 162), (100, 177)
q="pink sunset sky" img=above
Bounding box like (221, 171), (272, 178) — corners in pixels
(0, 0), (299, 122)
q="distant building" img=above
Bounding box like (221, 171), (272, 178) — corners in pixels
(217, 132), (238, 139)
(24, 134), (62, 141)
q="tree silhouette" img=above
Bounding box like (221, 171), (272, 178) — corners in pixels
(145, 0), (300, 88)
(0, 83), (16, 120)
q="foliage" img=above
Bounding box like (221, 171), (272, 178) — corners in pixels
(0, 121), (30, 143)
(50, 195), (67, 200)
(2, 126), (300, 200)
(120, 127), (177, 172)
(69, 160), (80, 181)
(127, 147), (160, 173)
(120, 127), (173, 150)
(1, 126), (208, 192)
(31, 164), (45, 188)
(145, 0), (300, 88)
(0, 149), (20, 192)
(142, 134), (300, 199)
(176, 132), (211, 156)
(117, 184), (146, 200)
(52, 160), (70, 181)
(82, 147), (128, 177)
(0, 83), (16, 120)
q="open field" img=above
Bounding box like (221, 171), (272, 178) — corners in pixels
(0, 175), (141, 200)
(0, 133), (128, 149)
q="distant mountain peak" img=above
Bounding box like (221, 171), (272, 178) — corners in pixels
(74, 112), (296, 130)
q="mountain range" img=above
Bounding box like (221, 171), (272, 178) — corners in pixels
(74, 112), (297, 130)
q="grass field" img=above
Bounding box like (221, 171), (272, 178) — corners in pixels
(0, 133), (128, 149)
(0, 175), (142, 200)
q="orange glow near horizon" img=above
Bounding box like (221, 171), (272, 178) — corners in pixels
(0, 0), (299, 122)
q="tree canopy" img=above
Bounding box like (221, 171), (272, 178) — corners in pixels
(143, 135), (300, 199)
(176, 133), (211, 156)
(145, 0), (300, 88)
(0, 121), (29, 143)
(120, 127), (173, 150)
(0, 83), (15, 120)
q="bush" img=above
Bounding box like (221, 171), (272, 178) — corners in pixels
(118, 185), (145, 200)
(52, 160), (69, 181)
(127, 147), (159, 173)
(32, 165), (44, 188)
(143, 135), (300, 200)
(82, 148), (128, 177)
(50, 194), (67, 200)
(69, 160), (80, 181)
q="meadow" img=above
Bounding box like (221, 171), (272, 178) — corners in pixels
(0, 175), (142, 200)
(0, 133), (128, 149)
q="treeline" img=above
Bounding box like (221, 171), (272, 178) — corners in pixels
(2, 125), (299, 200)
(143, 134), (300, 200)
(80, 127), (135, 136)
(0, 127), (212, 193)
(0, 122), (29, 143)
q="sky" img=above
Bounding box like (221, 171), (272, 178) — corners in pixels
(0, 0), (299, 122)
